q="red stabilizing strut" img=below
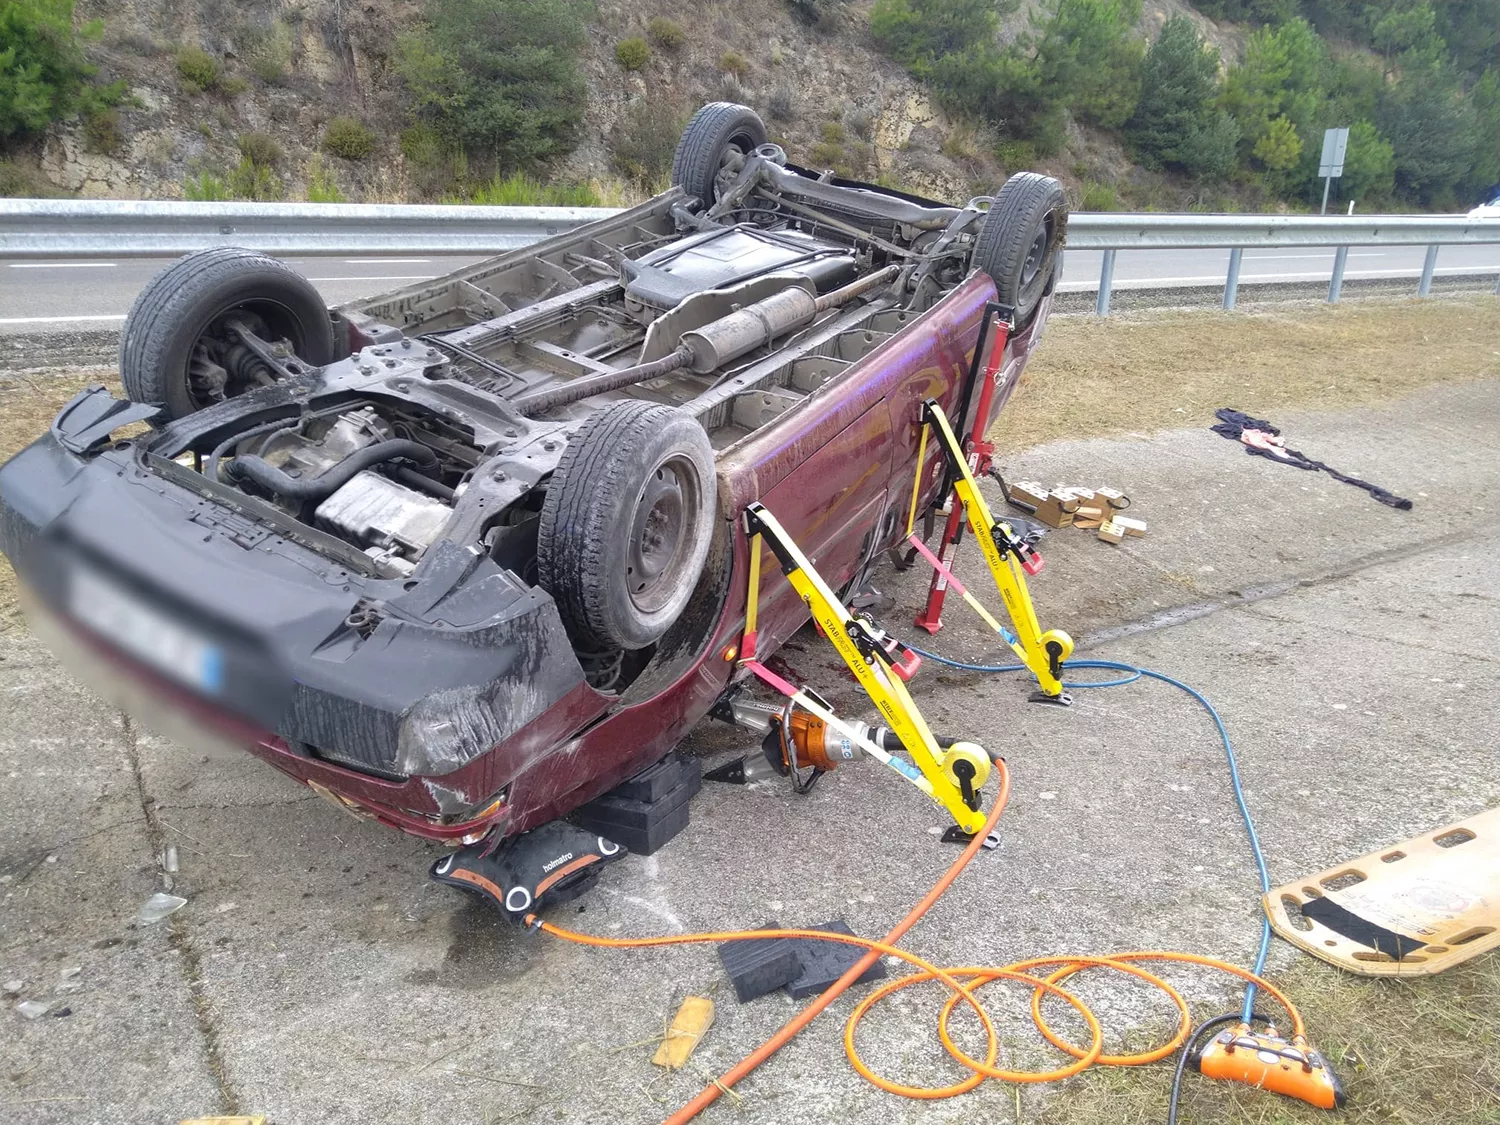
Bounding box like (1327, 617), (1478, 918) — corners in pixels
(915, 313), (1012, 634)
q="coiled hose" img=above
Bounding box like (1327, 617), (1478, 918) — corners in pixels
(527, 653), (1291, 1124)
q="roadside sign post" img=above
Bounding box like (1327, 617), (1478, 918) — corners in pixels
(1319, 127), (1349, 214)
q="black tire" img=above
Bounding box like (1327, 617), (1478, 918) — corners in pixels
(972, 173), (1068, 328)
(670, 102), (768, 208)
(120, 246), (337, 421)
(538, 401), (716, 651)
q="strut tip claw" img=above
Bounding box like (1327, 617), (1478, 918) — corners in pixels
(1027, 690), (1074, 707)
(940, 825), (1002, 850)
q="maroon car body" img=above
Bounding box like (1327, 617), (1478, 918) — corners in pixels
(0, 105), (1063, 856)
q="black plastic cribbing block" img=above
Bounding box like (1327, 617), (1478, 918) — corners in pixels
(783, 918), (887, 999)
(717, 924), (800, 1004)
(568, 752), (702, 855)
(612, 751), (701, 803)
(571, 799), (690, 856)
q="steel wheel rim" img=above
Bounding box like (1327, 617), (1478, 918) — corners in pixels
(1021, 222), (1050, 289)
(625, 453), (702, 616)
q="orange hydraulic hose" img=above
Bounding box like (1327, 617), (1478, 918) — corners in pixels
(526, 756), (1306, 1120)
(660, 756), (1010, 1122)
(529, 760), (1011, 1122)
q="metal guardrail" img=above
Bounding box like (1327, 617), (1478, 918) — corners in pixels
(0, 199), (617, 258)
(2, 199), (1498, 314)
(1064, 213), (1500, 314)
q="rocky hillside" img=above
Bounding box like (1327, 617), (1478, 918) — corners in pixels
(15, 0), (1252, 209)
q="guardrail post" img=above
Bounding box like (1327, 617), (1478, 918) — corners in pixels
(1223, 248), (1243, 310)
(1418, 244), (1439, 297)
(1328, 246), (1349, 303)
(1096, 249), (1116, 316)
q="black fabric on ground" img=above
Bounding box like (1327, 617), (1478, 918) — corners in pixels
(1210, 408), (1413, 510)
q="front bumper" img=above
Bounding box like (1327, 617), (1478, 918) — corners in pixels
(0, 413), (610, 838)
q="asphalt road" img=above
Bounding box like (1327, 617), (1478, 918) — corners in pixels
(3, 375), (1497, 1124)
(0, 255), (489, 332)
(2, 244), (1498, 331)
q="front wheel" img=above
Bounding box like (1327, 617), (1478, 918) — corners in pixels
(972, 173), (1068, 328)
(120, 247), (337, 421)
(538, 401), (717, 652)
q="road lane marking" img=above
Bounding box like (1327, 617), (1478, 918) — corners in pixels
(8, 262), (118, 269)
(0, 314), (128, 324)
(342, 258), (433, 264)
(1243, 252), (1385, 260)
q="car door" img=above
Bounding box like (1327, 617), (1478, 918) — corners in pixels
(714, 273), (995, 658)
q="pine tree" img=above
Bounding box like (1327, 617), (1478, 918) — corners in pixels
(1126, 17), (1239, 179)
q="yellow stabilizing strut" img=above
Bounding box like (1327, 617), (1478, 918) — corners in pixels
(907, 399), (1074, 703)
(742, 503), (992, 837)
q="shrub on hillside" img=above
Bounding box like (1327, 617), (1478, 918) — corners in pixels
(720, 51), (749, 78)
(226, 156), (284, 200)
(786, 0), (837, 26)
(0, 160), (69, 197)
(1079, 180), (1119, 210)
(616, 38), (651, 71)
(183, 170), (230, 200)
(83, 109), (123, 154)
(236, 131), (283, 167)
(447, 172), (601, 206)
(610, 100), (684, 186)
(176, 46), (220, 92)
(647, 17), (684, 50)
(323, 116), (377, 160)
(247, 20), (294, 83)
(396, 0), (588, 170)
(305, 157), (347, 202)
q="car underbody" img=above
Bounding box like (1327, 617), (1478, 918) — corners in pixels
(1, 104), (1066, 860)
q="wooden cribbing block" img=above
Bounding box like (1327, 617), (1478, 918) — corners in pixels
(1097, 521), (1126, 544)
(653, 996), (715, 1069)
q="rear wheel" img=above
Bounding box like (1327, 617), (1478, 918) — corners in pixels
(671, 103), (768, 208)
(972, 173), (1068, 328)
(538, 401), (716, 652)
(120, 247), (337, 421)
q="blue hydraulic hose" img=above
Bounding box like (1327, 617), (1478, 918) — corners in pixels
(907, 644), (1273, 1023)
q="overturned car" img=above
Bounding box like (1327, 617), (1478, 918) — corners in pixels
(0, 104), (1065, 876)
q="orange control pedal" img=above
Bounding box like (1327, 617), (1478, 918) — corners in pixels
(1195, 1025), (1346, 1109)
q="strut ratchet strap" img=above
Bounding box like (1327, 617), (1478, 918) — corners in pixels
(742, 532), (762, 660)
(905, 534), (1017, 646)
(905, 420), (931, 540)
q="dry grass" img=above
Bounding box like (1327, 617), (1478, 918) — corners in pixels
(1037, 954), (1500, 1124)
(994, 297), (1500, 451)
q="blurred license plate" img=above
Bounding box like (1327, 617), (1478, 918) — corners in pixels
(68, 568), (223, 694)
